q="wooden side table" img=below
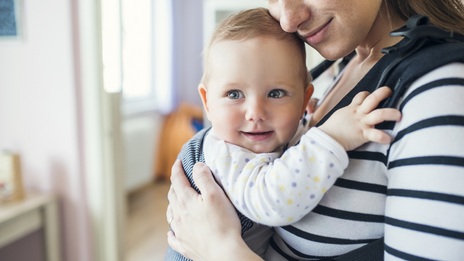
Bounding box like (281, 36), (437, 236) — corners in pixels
(0, 193), (60, 261)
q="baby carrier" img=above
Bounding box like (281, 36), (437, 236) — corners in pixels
(310, 15), (464, 261)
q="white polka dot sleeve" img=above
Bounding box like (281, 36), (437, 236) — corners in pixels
(204, 127), (349, 226)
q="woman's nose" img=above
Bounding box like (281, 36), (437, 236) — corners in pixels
(245, 100), (267, 122)
(278, 0), (309, 33)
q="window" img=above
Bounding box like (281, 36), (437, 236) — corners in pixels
(102, 0), (174, 115)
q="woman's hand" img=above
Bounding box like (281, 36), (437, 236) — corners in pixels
(167, 160), (262, 261)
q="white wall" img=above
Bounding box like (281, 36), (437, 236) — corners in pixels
(173, 0), (204, 107)
(0, 0), (91, 260)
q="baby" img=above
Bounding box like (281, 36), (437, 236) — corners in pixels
(165, 7), (400, 260)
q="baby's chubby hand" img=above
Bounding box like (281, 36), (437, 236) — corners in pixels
(318, 86), (402, 151)
(305, 98), (319, 115)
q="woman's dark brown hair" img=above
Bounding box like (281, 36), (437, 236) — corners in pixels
(388, 0), (464, 34)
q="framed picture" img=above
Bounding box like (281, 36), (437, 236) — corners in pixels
(0, 0), (21, 39)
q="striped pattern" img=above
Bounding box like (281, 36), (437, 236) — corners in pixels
(265, 63), (464, 260)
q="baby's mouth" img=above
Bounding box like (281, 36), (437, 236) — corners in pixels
(241, 131), (274, 141)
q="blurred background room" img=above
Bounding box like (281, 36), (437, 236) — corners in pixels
(0, 0), (327, 260)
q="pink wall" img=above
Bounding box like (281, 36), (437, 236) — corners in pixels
(0, 0), (91, 260)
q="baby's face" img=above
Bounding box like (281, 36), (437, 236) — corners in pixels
(200, 37), (311, 153)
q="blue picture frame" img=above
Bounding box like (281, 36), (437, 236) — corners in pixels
(0, 0), (20, 38)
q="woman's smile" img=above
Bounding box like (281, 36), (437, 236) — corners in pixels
(301, 18), (332, 45)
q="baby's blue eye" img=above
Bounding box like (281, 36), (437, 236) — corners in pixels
(269, 89), (286, 98)
(227, 90), (244, 99)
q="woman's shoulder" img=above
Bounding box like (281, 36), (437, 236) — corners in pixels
(398, 62), (464, 112)
(377, 41), (464, 109)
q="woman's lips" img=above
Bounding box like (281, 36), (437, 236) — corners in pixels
(241, 131), (274, 141)
(303, 18), (332, 45)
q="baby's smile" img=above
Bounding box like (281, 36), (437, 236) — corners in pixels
(240, 131), (274, 142)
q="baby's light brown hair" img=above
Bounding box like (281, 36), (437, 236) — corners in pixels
(201, 7), (310, 85)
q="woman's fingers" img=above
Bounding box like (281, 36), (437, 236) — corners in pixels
(166, 204), (173, 222)
(167, 230), (192, 260)
(166, 204), (175, 231)
(170, 159), (200, 202)
(192, 162), (222, 199)
(170, 160), (191, 196)
(165, 161), (243, 260)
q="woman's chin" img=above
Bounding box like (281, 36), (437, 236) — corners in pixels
(313, 44), (356, 61)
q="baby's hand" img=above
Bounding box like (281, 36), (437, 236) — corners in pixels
(306, 98), (319, 114)
(318, 86), (401, 151)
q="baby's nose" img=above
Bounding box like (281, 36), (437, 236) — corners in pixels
(245, 100), (267, 122)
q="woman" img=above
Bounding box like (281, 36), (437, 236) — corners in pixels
(167, 0), (464, 260)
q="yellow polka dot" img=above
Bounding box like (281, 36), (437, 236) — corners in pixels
(233, 164), (238, 169)
(299, 193), (302, 196)
(242, 177), (248, 183)
(261, 185), (265, 190)
(276, 175), (280, 179)
(301, 145), (306, 150)
(261, 158), (265, 163)
(226, 155), (230, 157)
(219, 157), (223, 160)
(322, 187), (327, 193)
(256, 215), (261, 220)
(279, 185), (286, 191)
(314, 176), (320, 182)
(255, 204), (260, 210)
(232, 187), (236, 194)
(287, 199), (293, 205)
(271, 170), (276, 177)
(225, 162), (229, 167)
(306, 186), (309, 190)
(245, 163), (255, 170)
(309, 156), (316, 162)
(282, 155), (287, 160)
(287, 217), (294, 222)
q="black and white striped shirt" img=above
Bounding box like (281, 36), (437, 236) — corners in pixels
(265, 62), (464, 260)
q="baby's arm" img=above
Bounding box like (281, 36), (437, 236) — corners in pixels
(207, 86), (401, 226)
(206, 127), (348, 226)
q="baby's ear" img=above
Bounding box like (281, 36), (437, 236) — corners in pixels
(198, 83), (209, 113)
(302, 83), (314, 116)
